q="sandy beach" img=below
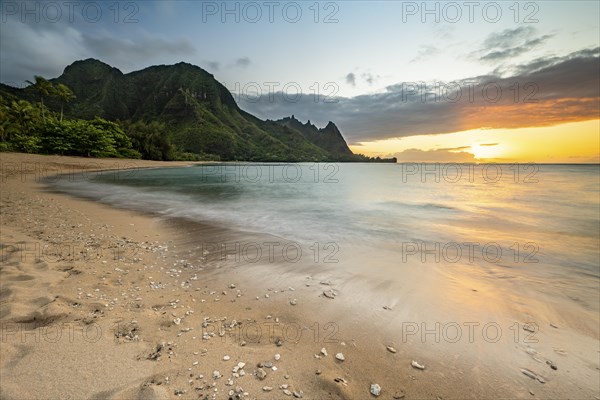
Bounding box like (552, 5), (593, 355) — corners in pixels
(1, 153), (598, 400)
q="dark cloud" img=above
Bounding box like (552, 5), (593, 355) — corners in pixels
(0, 13), (196, 83)
(346, 73), (356, 86)
(0, 17), (85, 84)
(480, 36), (553, 62)
(476, 27), (553, 62)
(239, 48), (600, 143)
(483, 26), (535, 49)
(346, 72), (378, 86)
(361, 73), (377, 85)
(235, 57), (251, 68)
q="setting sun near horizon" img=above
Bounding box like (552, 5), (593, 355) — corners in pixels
(351, 119), (600, 163)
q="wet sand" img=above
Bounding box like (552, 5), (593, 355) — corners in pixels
(1, 152), (598, 399)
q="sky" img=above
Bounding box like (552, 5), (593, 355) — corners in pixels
(1, 0), (598, 162)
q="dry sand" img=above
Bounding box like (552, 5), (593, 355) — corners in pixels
(1, 152), (598, 399)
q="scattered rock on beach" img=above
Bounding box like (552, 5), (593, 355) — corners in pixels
(546, 360), (558, 370)
(320, 348), (328, 356)
(256, 368), (267, 380)
(335, 353), (345, 361)
(290, 299), (297, 305)
(263, 386), (273, 392)
(370, 383), (381, 396)
(411, 360), (425, 370)
(393, 390), (406, 399)
(323, 290), (337, 299)
(386, 345), (397, 353)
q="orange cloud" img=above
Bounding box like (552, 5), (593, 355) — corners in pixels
(459, 98), (599, 130)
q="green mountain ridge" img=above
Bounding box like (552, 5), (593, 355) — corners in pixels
(0, 59), (395, 162)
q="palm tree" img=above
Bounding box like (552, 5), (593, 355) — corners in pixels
(8, 100), (42, 153)
(54, 83), (76, 121)
(26, 76), (53, 121)
(8, 100), (39, 138)
(0, 103), (9, 142)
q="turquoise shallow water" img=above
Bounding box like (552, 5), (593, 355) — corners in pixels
(50, 163), (600, 286)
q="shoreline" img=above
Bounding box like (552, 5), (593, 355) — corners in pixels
(1, 153), (598, 399)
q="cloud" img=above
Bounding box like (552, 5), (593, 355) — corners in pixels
(206, 61), (220, 71)
(346, 73), (356, 86)
(205, 58), (251, 72)
(476, 27), (553, 62)
(392, 148), (476, 163)
(235, 57), (251, 68)
(81, 34), (196, 64)
(0, 18), (86, 84)
(438, 146), (472, 151)
(361, 73), (377, 85)
(433, 25), (455, 40)
(0, 14), (196, 83)
(411, 45), (438, 63)
(483, 26), (536, 49)
(479, 143), (499, 147)
(346, 71), (378, 87)
(239, 48), (600, 143)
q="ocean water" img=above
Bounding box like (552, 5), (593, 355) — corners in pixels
(49, 163), (600, 311)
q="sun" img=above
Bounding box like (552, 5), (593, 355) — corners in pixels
(470, 143), (504, 160)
